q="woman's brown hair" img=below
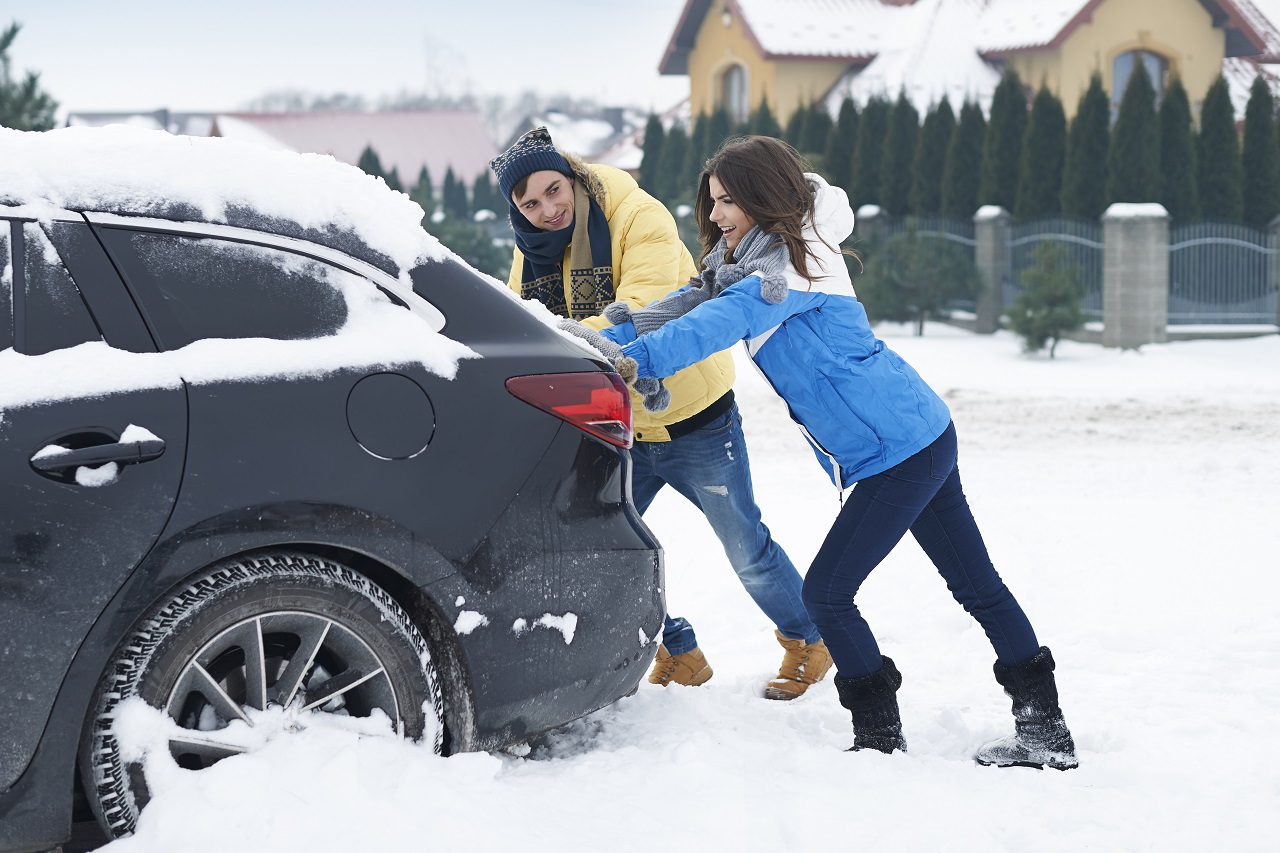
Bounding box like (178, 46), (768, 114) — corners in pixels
(694, 135), (826, 281)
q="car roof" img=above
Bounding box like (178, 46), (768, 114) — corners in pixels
(0, 125), (452, 280)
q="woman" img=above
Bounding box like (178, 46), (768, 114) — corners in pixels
(602, 136), (1077, 769)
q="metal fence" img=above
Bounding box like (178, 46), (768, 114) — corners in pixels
(855, 215), (978, 312)
(851, 211), (1280, 331)
(1168, 222), (1278, 324)
(1008, 217), (1105, 320)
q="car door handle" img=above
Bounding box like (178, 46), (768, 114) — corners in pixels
(31, 438), (166, 473)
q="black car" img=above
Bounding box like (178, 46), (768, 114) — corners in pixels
(0, 134), (663, 852)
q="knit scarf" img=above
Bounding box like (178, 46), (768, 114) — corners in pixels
(512, 179), (614, 320)
(698, 225), (791, 303)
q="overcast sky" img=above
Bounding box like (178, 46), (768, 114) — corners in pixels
(5, 0), (692, 117)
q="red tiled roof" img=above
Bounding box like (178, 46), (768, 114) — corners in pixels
(210, 111), (497, 184)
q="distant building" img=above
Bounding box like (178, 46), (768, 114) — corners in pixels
(660, 0), (1280, 123)
(503, 108), (652, 176)
(210, 111), (497, 185)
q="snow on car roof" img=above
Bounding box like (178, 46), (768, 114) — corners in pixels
(0, 125), (450, 277)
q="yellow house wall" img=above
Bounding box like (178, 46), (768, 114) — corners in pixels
(687, 6), (776, 120)
(685, 5), (846, 123)
(1006, 0), (1224, 116)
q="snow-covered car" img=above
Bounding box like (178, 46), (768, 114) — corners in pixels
(0, 127), (663, 851)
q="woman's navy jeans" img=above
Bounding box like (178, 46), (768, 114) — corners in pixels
(801, 422), (1041, 678)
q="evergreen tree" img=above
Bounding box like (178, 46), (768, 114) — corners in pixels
(385, 166), (404, 194)
(471, 170), (499, 213)
(356, 144), (386, 180)
(1015, 86), (1067, 218)
(442, 166), (469, 219)
(1009, 243), (1084, 358)
(910, 98), (956, 215)
(686, 112), (711, 187)
(638, 114), (666, 196)
(880, 92), (920, 216)
(411, 165), (435, 214)
(1106, 59), (1161, 204)
(856, 225), (980, 334)
(658, 123), (690, 204)
(979, 71), (1028, 211)
(851, 96), (891, 207)
(800, 101), (834, 157)
(432, 217), (508, 278)
(784, 105), (805, 146)
(941, 101), (986, 219)
(1061, 73), (1110, 219)
(750, 94), (783, 137)
(1197, 76), (1243, 222)
(1159, 77), (1198, 221)
(824, 97), (859, 194)
(0, 23), (57, 131)
(709, 106), (734, 154)
(1242, 75), (1280, 228)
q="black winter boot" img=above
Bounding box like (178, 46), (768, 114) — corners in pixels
(974, 646), (1078, 770)
(833, 656), (907, 754)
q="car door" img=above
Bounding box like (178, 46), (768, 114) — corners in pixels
(0, 213), (188, 791)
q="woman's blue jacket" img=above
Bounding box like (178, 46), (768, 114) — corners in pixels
(609, 176), (951, 488)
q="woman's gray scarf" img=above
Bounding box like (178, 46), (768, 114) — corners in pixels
(557, 227), (791, 414)
(605, 226), (790, 335)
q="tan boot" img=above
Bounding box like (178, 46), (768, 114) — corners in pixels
(765, 630), (833, 700)
(648, 645), (713, 687)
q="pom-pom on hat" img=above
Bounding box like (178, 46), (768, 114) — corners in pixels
(489, 126), (573, 203)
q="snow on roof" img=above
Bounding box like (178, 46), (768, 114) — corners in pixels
(1222, 56), (1280, 119)
(825, 0), (1000, 112)
(1236, 0), (1280, 55)
(0, 125), (446, 275)
(594, 133), (645, 172)
(734, 0), (894, 59)
(211, 111), (498, 186)
(972, 0), (1092, 55)
(534, 112), (620, 158)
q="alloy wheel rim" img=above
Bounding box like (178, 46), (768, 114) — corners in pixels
(160, 610), (402, 768)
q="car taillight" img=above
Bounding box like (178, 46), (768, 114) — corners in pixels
(506, 372), (633, 449)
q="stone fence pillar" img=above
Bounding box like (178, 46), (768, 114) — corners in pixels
(854, 203), (884, 246)
(1102, 203), (1169, 348)
(973, 205), (1011, 334)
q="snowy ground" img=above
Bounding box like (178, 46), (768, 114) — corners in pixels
(105, 325), (1280, 853)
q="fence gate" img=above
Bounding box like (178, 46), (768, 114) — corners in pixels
(1168, 222), (1278, 324)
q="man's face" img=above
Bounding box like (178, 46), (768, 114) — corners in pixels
(514, 170), (575, 231)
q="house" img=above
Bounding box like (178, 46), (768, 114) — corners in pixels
(502, 107), (653, 175)
(659, 0), (1280, 121)
(210, 111), (496, 187)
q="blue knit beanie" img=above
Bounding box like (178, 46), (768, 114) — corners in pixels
(490, 126), (573, 203)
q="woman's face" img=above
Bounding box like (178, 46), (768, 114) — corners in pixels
(514, 170), (575, 231)
(707, 174), (755, 252)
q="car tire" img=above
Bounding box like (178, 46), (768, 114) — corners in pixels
(79, 551), (443, 839)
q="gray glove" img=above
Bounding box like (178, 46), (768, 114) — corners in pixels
(556, 318), (670, 412)
(604, 276), (714, 335)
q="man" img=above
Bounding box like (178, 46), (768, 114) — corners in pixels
(489, 126), (830, 699)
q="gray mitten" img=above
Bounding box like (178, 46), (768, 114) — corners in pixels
(555, 318), (670, 412)
(605, 275), (715, 335)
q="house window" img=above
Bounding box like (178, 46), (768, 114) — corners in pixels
(1112, 49), (1168, 110)
(721, 64), (749, 125)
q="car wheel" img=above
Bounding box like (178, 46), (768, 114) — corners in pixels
(79, 551), (443, 839)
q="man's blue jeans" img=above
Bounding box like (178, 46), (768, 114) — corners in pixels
(630, 403), (820, 656)
(801, 422), (1041, 678)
